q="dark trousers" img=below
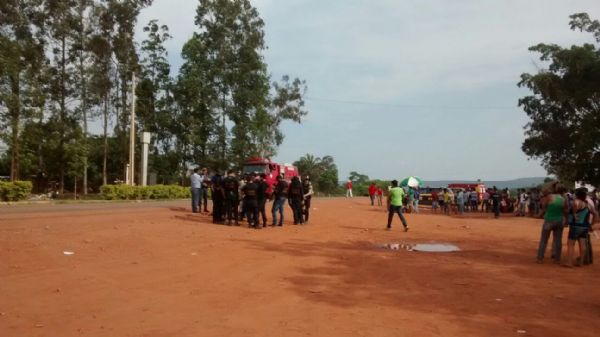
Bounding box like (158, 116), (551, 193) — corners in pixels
(304, 197), (311, 222)
(191, 188), (201, 213)
(258, 199), (267, 225)
(245, 200), (259, 226)
(492, 202), (500, 218)
(370, 194), (375, 205)
(201, 188), (208, 211)
(212, 194), (224, 223)
(387, 205), (408, 228)
(224, 197), (239, 223)
(290, 198), (303, 224)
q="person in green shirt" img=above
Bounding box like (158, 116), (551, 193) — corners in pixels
(387, 180), (409, 231)
(536, 182), (567, 264)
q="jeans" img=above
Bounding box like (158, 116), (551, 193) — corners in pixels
(458, 201), (464, 214)
(536, 220), (564, 262)
(387, 205), (408, 228)
(413, 199), (419, 213)
(370, 194), (375, 205)
(191, 188), (201, 213)
(272, 196), (286, 225)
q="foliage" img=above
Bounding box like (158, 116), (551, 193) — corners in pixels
(293, 154), (339, 194)
(0, 0), (307, 194)
(100, 184), (190, 200)
(519, 12), (600, 185)
(0, 180), (33, 201)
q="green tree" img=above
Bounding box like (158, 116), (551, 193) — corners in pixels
(519, 13), (600, 185)
(293, 154), (339, 194)
(0, 0), (46, 181)
(180, 0), (308, 172)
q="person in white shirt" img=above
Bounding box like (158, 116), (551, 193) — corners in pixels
(190, 168), (202, 213)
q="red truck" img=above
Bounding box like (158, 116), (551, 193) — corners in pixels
(242, 157), (300, 195)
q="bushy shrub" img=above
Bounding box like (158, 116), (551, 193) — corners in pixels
(100, 184), (191, 200)
(0, 181), (33, 201)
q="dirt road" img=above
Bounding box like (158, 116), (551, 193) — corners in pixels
(1, 198), (598, 337)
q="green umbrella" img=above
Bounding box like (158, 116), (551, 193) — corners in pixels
(400, 176), (424, 188)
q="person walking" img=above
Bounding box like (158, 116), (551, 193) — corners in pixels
(288, 176), (304, 225)
(256, 174), (269, 227)
(536, 183), (567, 264)
(222, 170), (240, 226)
(190, 167), (202, 213)
(386, 180), (409, 231)
(302, 176), (314, 223)
(345, 180), (353, 198)
(271, 175), (288, 226)
(442, 188), (452, 215)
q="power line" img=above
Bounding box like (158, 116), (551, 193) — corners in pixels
(304, 96), (517, 110)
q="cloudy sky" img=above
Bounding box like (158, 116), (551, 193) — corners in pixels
(136, 0), (600, 181)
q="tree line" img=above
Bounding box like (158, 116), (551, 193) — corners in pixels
(0, 0), (307, 195)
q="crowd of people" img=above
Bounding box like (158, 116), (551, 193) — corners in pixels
(370, 180), (599, 267)
(190, 168), (313, 229)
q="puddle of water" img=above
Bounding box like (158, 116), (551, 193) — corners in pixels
(379, 243), (460, 252)
(413, 243), (460, 252)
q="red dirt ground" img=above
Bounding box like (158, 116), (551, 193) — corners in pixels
(1, 198), (599, 337)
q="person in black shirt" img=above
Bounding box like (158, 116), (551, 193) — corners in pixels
(257, 173), (269, 227)
(271, 175), (288, 226)
(288, 176), (304, 225)
(491, 186), (501, 218)
(242, 173), (260, 228)
(222, 170), (240, 225)
(211, 172), (225, 224)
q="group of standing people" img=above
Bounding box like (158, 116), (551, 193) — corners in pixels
(536, 183), (599, 267)
(190, 168), (313, 229)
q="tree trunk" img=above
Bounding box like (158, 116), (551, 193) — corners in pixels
(9, 73), (20, 182)
(59, 35), (67, 194)
(74, 177), (77, 200)
(102, 93), (109, 186)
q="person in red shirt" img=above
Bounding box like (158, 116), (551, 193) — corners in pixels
(431, 190), (439, 213)
(368, 183), (377, 206)
(376, 187), (383, 206)
(345, 180), (353, 198)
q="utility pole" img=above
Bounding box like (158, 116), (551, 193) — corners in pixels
(128, 71), (136, 185)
